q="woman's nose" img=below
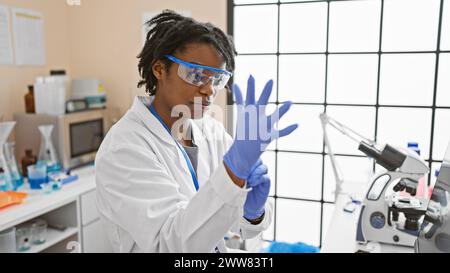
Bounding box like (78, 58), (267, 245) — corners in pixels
(199, 79), (216, 97)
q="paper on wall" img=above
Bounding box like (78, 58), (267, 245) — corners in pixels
(12, 7), (45, 66)
(0, 5), (13, 65)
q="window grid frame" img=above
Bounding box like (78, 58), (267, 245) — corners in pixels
(228, 0), (446, 248)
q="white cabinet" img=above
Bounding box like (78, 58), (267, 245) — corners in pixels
(0, 167), (113, 253)
(82, 219), (112, 253)
(79, 189), (112, 253)
(80, 190), (100, 225)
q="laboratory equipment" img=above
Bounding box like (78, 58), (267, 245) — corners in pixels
(27, 163), (48, 190)
(0, 122), (16, 191)
(14, 108), (118, 170)
(415, 139), (450, 253)
(85, 94), (107, 109)
(406, 142), (427, 198)
(48, 172), (78, 185)
(34, 73), (70, 116)
(66, 99), (88, 113)
(30, 219), (47, 245)
(4, 143), (24, 190)
(71, 79), (104, 99)
(39, 180), (62, 194)
(71, 79), (107, 109)
(38, 125), (61, 173)
(0, 227), (16, 253)
(39, 181), (53, 195)
(320, 113), (430, 247)
(15, 226), (31, 252)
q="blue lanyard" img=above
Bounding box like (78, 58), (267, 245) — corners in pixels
(148, 104), (200, 192)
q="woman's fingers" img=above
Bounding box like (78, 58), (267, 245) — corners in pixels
(245, 75), (256, 105)
(257, 80), (274, 106)
(232, 83), (244, 105)
(277, 124), (299, 138)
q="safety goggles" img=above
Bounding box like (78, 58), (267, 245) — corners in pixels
(165, 55), (232, 90)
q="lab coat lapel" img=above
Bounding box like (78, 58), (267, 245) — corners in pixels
(132, 96), (199, 193)
(191, 118), (217, 187)
(131, 96), (176, 147)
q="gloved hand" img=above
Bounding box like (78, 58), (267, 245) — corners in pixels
(244, 159), (270, 220)
(224, 75), (298, 179)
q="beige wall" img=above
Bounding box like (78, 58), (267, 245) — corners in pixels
(68, 0), (229, 119)
(0, 0), (71, 122)
(1, 0), (228, 126)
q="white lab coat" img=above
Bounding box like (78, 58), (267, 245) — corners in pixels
(95, 96), (273, 253)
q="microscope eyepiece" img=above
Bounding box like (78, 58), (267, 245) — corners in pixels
(358, 143), (406, 171)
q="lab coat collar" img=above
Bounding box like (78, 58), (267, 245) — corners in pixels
(131, 96), (205, 147)
(131, 96), (176, 147)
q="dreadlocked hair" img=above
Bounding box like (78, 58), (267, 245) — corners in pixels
(137, 10), (237, 96)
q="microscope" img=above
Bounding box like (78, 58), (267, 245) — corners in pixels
(355, 142), (429, 247)
(415, 140), (450, 253)
(320, 113), (430, 248)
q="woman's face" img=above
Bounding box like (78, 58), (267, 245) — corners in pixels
(153, 42), (227, 119)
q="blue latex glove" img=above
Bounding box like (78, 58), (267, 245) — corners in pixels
(224, 75), (298, 180)
(244, 159), (270, 220)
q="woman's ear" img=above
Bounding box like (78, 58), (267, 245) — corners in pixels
(152, 60), (165, 80)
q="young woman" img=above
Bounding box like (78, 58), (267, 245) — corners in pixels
(95, 10), (297, 253)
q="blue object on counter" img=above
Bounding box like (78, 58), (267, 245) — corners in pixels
(263, 241), (320, 253)
(47, 165), (61, 174)
(48, 172), (79, 185)
(29, 177), (48, 190)
(61, 174), (78, 185)
(27, 163), (48, 190)
(12, 176), (24, 191)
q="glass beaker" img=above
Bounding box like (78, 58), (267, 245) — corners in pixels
(0, 227), (16, 253)
(16, 226), (31, 252)
(38, 125), (61, 173)
(4, 143), (24, 190)
(0, 122), (16, 191)
(27, 163), (48, 190)
(31, 219), (47, 245)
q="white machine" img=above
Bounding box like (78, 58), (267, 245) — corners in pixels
(320, 113), (430, 247)
(415, 140), (450, 253)
(355, 143), (429, 247)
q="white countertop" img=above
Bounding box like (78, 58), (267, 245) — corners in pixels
(0, 166), (96, 231)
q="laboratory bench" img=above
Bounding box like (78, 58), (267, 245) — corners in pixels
(0, 166), (112, 253)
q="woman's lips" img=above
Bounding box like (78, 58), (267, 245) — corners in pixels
(191, 101), (211, 107)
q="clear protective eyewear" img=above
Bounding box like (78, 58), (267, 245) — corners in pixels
(165, 55), (232, 90)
